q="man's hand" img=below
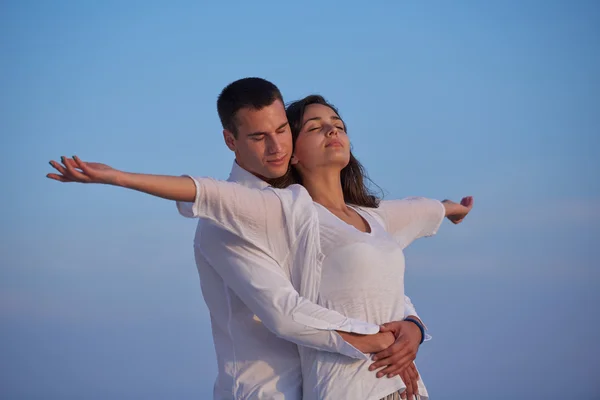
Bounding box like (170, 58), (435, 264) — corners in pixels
(443, 196), (474, 224)
(368, 320), (423, 398)
(399, 362), (420, 400)
(48, 156), (121, 185)
(369, 320), (422, 378)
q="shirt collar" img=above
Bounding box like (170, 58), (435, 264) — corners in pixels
(227, 161), (271, 190)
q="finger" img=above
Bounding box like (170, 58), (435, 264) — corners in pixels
(379, 321), (401, 333)
(73, 156), (98, 178)
(49, 160), (68, 175)
(400, 369), (415, 399)
(400, 391), (407, 400)
(374, 353), (411, 378)
(370, 356), (392, 372)
(371, 353), (398, 376)
(407, 363), (419, 395)
(63, 157), (79, 168)
(72, 155), (90, 172)
(61, 156), (91, 182)
(62, 157), (86, 174)
(404, 362), (419, 388)
(371, 343), (411, 368)
(378, 356), (413, 378)
(371, 348), (408, 370)
(372, 339), (408, 363)
(399, 369), (417, 399)
(461, 196), (474, 209)
(409, 362), (420, 381)
(380, 351), (415, 376)
(46, 173), (72, 182)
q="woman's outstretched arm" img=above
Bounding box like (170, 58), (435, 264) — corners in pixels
(48, 156), (197, 202)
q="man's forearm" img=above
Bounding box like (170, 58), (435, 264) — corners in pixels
(337, 331), (394, 354)
(116, 172), (197, 202)
(405, 315), (423, 326)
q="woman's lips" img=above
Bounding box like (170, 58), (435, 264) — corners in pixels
(326, 139), (343, 148)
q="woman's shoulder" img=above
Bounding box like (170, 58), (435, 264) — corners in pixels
(353, 205), (386, 224)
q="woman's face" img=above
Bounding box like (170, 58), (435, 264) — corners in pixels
(291, 104), (351, 175)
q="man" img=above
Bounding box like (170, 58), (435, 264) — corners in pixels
(48, 78), (439, 399)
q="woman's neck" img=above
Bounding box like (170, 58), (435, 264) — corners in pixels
(301, 167), (348, 212)
(300, 166), (371, 233)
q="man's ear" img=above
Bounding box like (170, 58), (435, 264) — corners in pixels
(223, 129), (236, 152)
(290, 154), (299, 165)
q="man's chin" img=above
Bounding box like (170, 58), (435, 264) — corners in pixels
(265, 169), (289, 180)
(261, 164), (290, 180)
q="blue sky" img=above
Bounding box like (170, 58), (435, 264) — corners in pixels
(2, 0), (599, 398)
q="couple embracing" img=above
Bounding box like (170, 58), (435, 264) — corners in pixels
(48, 77), (473, 400)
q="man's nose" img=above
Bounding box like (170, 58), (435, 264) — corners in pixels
(266, 137), (283, 154)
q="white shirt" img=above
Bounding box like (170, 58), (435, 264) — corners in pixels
(300, 202), (444, 399)
(178, 163), (427, 400)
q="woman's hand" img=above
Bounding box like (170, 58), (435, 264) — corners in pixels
(443, 196), (474, 224)
(47, 156), (122, 185)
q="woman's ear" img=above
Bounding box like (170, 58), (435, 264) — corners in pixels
(290, 154), (299, 165)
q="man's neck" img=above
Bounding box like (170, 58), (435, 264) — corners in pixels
(229, 160), (271, 190)
(234, 159), (267, 182)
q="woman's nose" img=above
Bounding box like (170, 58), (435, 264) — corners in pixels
(325, 124), (338, 137)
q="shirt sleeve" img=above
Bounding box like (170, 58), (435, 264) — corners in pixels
(374, 197), (445, 249)
(175, 176), (290, 257)
(197, 223), (379, 360)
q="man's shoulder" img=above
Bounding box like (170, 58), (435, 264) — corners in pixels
(268, 184), (314, 215)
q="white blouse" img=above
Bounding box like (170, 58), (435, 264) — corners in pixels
(301, 203), (443, 399)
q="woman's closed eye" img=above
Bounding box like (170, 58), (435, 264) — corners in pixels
(307, 125), (344, 133)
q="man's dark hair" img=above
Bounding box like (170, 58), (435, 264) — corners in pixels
(217, 77), (284, 137)
(272, 94), (382, 208)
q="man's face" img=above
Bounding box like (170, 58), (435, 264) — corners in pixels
(224, 100), (293, 180)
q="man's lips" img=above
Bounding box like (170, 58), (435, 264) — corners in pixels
(267, 155), (287, 165)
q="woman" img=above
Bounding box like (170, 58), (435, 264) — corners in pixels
(48, 95), (472, 399)
(275, 95), (471, 399)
